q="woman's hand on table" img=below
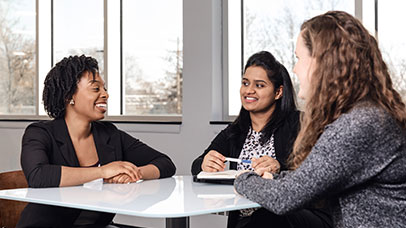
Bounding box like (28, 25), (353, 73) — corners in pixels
(251, 156), (280, 173)
(100, 161), (142, 182)
(201, 150), (226, 172)
(255, 167), (274, 179)
(104, 174), (133, 184)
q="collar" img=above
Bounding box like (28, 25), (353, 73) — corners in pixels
(52, 118), (116, 166)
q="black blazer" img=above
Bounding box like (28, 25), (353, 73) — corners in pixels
(17, 118), (176, 228)
(191, 110), (300, 175)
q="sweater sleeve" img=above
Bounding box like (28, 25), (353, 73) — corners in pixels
(191, 125), (233, 175)
(21, 124), (62, 188)
(234, 107), (403, 215)
(120, 130), (176, 178)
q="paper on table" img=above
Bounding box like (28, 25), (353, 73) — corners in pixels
(83, 178), (103, 190)
(196, 170), (244, 179)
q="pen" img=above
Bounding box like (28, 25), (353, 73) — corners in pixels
(225, 157), (251, 164)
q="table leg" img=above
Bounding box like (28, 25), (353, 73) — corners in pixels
(165, 217), (189, 228)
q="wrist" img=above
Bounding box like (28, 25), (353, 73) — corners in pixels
(97, 166), (104, 179)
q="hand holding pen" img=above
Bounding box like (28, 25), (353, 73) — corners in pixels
(224, 157), (252, 164)
(201, 150), (227, 172)
(226, 156), (280, 173)
(201, 150), (253, 172)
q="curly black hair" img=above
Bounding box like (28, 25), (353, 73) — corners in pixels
(43, 55), (99, 119)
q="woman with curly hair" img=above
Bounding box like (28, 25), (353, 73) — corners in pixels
(234, 11), (406, 227)
(18, 55), (176, 227)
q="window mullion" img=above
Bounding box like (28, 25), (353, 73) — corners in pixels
(106, 0), (122, 116)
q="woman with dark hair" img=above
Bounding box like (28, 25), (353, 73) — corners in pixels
(18, 55), (176, 227)
(192, 51), (332, 227)
(235, 11), (406, 228)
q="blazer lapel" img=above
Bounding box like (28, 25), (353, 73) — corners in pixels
(92, 122), (116, 165)
(53, 118), (80, 167)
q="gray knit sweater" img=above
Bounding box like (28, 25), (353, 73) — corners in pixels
(234, 103), (406, 228)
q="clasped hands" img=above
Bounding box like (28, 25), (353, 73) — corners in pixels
(201, 150), (278, 179)
(100, 161), (143, 184)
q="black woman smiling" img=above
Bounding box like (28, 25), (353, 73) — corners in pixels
(18, 55), (176, 228)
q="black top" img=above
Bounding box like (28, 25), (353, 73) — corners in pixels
(191, 110), (300, 175)
(17, 118), (176, 228)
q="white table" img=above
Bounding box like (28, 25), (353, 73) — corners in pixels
(0, 175), (260, 228)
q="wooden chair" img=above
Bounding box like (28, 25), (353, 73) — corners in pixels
(0, 170), (28, 228)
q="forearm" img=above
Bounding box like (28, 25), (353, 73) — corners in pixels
(235, 172), (294, 214)
(139, 164), (160, 179)
(60, 166), (102, 187)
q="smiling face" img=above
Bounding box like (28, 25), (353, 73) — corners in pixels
(293, 31), (315, 100)
(68, 71), (109, 121)
(240, 66), (282, 115)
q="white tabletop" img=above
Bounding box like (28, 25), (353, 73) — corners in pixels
(0, 175), (260, 218)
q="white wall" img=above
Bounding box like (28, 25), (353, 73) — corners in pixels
(0, 0), (229, 226)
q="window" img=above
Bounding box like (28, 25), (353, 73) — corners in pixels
(53, 0), (104, 72)
(122, 0), (183, 116)
(377, 1), (406, 99)
(0, 0), (36, 115)
(226, 0), (355, 116)
(0, 0), (183, 121)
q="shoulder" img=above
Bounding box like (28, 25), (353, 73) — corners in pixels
(225, 122), (250, 140)
(23, 120), (58, 143)
(209, 123), (247, 146)
(222, 123), (235, 134)
(26, 120), (54, 129)
(324, 103), (402, 145)
(24, 120), (56, 134)
(214, 123), (239, 136)
(331, 103), (395, 132)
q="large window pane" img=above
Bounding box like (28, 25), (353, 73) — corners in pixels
(228, 0), (354, 115)
(378, 1), (406, 99)
(123, 0), (183, 116)
(0, 0), (36, 115)
(53, 0), (104, 75)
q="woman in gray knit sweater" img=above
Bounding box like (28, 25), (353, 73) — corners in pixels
(234, 11), (406, 228)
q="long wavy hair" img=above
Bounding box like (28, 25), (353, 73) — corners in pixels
(231, 51), (297, 144)
(289, 11), (406, 169)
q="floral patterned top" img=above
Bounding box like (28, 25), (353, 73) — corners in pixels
(237, 126), (276, 217)
(237, 127), (276, 171)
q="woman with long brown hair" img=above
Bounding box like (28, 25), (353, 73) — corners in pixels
(234, 11), (406, 227)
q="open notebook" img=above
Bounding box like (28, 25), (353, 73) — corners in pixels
(193, 170), (244, 185)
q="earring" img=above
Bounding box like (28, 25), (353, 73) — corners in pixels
(69, 99), (75, 105)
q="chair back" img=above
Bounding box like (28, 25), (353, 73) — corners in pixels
(0, 170), (28, 228)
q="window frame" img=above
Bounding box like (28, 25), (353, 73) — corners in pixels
(0, 0), (183, 123)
